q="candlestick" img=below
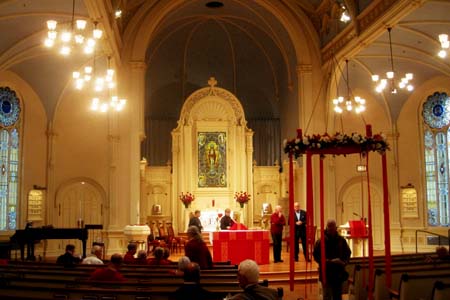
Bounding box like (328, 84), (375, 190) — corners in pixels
(212, 199), (215, 207)
(366, 124), (372, 137)
(297, 129), (303, 139)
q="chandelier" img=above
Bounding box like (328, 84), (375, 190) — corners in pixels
(43, 0), (103, 56)
(72, 56), (126, 112)
(332, 59), (366, 114)
(438, 34), (449, 58)
(371, 27), (413, 94)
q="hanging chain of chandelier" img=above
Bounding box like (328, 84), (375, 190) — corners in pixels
(42, 0), (126, 112)
(371, 27), (414, 94)
(332, 59), (366, 114)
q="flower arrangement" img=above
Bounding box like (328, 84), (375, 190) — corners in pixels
(283, 131), (389, 158)
(180, 192), (195, 208)
(235, 191), (251, 208)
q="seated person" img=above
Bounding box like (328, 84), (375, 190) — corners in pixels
(147, 247), (171, 265)
(56, 244), (81, 267)
(169, 256), (191, 277)
(163, 247), (173, 263)
(123, 242), (137, 264)
(170, 262), (212, 300)
(82, 245), (103, 265)
(229, 259), (278, 300)
(89, 253), (126, 282)
(135, 250), (148, 265)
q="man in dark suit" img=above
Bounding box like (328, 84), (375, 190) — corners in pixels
(294, 202), (308, 262)
(188, 210), (203, 233)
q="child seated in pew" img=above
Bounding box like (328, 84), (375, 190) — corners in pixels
(147, 246), (171, 265)
(89, 253), (126, 282)
(123, 242), (137, 264)
(135, 250), (147, 265)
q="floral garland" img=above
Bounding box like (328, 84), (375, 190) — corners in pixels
(179, 192), (195, 208)
(283, 132), (389, 158)
(235, 191), (251, 208)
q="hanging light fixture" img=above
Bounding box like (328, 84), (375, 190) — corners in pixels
(338, 1), (351, 23)
(371, 27), (414, 94)
(438, 34), (449, 58)
(332, 59), (366, 114)
(83, 56), (126, 112)
(43, 0), (103, 56)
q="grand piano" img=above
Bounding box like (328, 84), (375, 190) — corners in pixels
(10, 225), (101, 261)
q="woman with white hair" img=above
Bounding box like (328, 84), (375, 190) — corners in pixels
(229, 259), (278, 300)
(185, 225), (213, 269)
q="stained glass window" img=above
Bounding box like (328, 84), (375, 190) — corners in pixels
(422, 92), (450, 226)
(0, 87), (21, 231)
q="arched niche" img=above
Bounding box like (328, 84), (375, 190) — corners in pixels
(172, 78), (254, 231)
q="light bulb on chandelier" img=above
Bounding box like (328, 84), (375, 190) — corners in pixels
(332, 59), (366, 114)
(43, 0), (103, 56)
(437, 34), (449, 59)
(371, 27), (414, 94)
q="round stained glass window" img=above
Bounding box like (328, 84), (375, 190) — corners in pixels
(0, 87), (20, 127)
(423, 92), (450, 129)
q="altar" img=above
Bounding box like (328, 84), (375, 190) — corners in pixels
(212, 230), (270, 265)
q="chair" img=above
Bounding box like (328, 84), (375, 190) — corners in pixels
(165, 224), (180, 253)
(147, 222), (161, 254)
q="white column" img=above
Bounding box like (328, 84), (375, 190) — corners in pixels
(127, 61), (147, 225)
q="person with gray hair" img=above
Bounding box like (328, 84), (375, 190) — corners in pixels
(81, 245), (103, 265)
(170, 262), (212, 300)
(229, 259), (278, 300)
(185, 225), (212, 269)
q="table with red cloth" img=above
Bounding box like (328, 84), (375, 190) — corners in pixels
(212, 230), (270, 265)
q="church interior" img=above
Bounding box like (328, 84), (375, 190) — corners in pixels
(0, 0), (450, 298)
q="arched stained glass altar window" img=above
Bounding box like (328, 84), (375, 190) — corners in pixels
(422, 92), (450, 226)
(0, 87), (21, 231)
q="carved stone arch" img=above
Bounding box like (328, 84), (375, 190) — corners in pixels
(177, 82), (247, 129)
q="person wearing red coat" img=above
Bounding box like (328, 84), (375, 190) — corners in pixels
(89, 253), (126, 282)
(270, 205), (286, 263)
(185, 226), (213, 269)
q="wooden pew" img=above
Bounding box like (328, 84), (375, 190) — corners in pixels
(373, 264), (450, 300)
(348, 259), (449, 300)
(390, 273), (450, 300)
(431, 280), (450, 300)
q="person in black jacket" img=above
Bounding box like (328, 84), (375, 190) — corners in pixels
(220, 208), (235, 230)
(170, 262), (212, 300)
(293, 202), (308, 261)
(313, 219), (351, 300)
(56, 244), (81, 267)
(188, 210), (203, 232)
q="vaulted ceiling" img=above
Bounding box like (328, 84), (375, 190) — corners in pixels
(0, 0), (449, 125)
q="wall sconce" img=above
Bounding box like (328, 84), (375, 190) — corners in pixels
(356, 164), (367, 172)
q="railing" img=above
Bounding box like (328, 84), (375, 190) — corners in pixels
(415, 229), (450, 253)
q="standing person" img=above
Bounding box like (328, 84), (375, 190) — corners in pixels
(56, 244), (82, 267)
(229, 259), (278, 300)
(270, 205), (286, 263)
(293, 202), (308, 262)
(185, 225), (213, 269)
(188, 210), (203, 232)
(89, 253), (126, 282)
(220, 208), (235, 230)
(313, 219), (351, 300)
(81, 245), (103, 265)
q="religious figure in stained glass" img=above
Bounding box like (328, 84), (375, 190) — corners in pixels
(198, 132), (226, 187)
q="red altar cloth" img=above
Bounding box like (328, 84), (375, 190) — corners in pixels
(212, 230), (270, 265)
(229, 223), (248, 230)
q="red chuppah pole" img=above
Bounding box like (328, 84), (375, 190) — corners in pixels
(319, 155), (326, 288)
(382, 154), (392, 288)
(288, 152), (295, 291)
(366, 153), (374, 300)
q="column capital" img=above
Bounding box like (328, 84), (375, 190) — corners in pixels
(296, 64), (312, 74)
(129, 61), (147, 70)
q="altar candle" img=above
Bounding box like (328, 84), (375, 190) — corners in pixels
(212, 199), (215, 207)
